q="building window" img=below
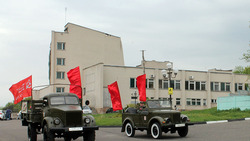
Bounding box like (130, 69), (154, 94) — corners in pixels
(56, 87), (65, 93)
(190, 81), (195, 90)
(221, 82), (225, 91)
(214, 82), (219, 91)
(57, 42), (65, 50)
(163, 80), (168, 89)
(176, 98), (181, 105)
(201, 81), (206, 90)
(56, 71), (65, 79)
(196, 82), (200, 90)
(211, 99), (217, 104)
(235, 83), (243, 92)
(159, 80), (180, 90)
(186, 81), (205, 91)
(159, 80), (162, 89)
(57, 58), (65, 65)
(147, 79), (154, 89)
(226, 83), (230, 91)
(186, 98), (201, 106)
(176, 80), (181, 90)
(186, 98), (191, 105)
(211, 82), (219, 91)
(203, 99), (207, 106)
(130, 78), (136, 88)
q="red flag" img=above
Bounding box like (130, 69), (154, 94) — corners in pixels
(108, 81), (122, 111)
(137, 74), (146, 102)
(67, 66), (82, 99)
(9, 75), (32, 104)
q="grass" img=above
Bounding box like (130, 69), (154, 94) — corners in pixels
(92, 108), (250, 126)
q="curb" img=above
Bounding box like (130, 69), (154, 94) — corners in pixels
(191, 117), (250, 125)
(98, 117), (250, 128)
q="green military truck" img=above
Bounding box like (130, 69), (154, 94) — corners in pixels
(21, 93), (98, 141)
(121, 100), (190, 139)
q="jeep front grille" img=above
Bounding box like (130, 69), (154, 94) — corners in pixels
(172, 113), (181, 123)
(65, 111), (82, 127)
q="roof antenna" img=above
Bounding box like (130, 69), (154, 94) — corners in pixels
(65, 7), (67, 24)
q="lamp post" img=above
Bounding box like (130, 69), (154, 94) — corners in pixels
(161, 62), (178, 108)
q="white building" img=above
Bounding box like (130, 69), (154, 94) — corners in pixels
(37, 23), (250, 113)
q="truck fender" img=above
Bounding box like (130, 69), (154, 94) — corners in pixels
(82, 115), (96, 126)
(121, 117), (134, 132)
(147, 116), (164, 129)
(42, 117), (54, 128)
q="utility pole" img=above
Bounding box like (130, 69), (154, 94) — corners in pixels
(141, 50), (146, 74)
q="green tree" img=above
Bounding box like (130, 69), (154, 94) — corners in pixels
(3, 102), (21, 112)
(233, 66), (250, 74)
(242, 50), (250, 62)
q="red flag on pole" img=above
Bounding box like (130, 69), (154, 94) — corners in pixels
(108, 81), (122, 111)
(9, 75), (32, 104)
(137, 74), (146, 102)
(67, 66), (82, 99)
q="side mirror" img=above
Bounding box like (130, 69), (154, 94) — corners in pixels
(85, 100), (90, 106)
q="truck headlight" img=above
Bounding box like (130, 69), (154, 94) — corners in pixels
(181, 114), (189, 122)
(84, 118), (90, 124)
(54, 118), (61, 125)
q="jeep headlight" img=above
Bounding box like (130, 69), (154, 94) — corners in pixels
(84, 118), (90, 124)
(163, 118), (171, 124)
(54, 118), (61, 125)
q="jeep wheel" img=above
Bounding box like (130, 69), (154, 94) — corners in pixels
(125, 122), (135, 137)
(28, 123), (37, 141)
(151, 122), (162, 139)
(43, 124), (55, 141)
(83, 130), (95, 141)
(178, 125), (188, 137)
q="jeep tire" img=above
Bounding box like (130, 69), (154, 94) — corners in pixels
(83, 130), (95, 141)
(28, 123), (37, 141)
(151, 122), (162, 139)
(43, 124), (55, 141)
(125, 122), (135, 137)
(178, 125), (188, 137)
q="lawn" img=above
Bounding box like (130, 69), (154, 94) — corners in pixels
(92, 108), (250, 126)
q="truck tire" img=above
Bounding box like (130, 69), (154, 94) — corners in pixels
(151, 122), (162, 139)
(83, 130), (95, 141)
(178, 125), (188, 137)
(125, 122), (135, 137)
(28, 123), (37, 141)
(43, 124), (55, 141)
(64, 137), (71, 141)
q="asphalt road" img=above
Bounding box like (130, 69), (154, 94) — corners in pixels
(0, 120), (250, 141)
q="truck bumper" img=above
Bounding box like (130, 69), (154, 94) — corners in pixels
(50, 126), (99, 133)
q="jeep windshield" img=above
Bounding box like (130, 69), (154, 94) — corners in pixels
(147, 100), (171, 108)
(50, 96), (79, 105)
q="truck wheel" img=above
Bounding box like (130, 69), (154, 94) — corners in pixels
(178, 125), (188, 137)
(125, 122), (135, 137)
(43, 124), (55, 141)
(28, 123), (37, 141)
(151, 122), (162, 139)
(83, 130), (95, 141)
(64, 137), (71, 141)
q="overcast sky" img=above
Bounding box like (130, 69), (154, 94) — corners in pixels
(0, 0), (249, 107)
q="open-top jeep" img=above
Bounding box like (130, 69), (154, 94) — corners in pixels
(21, 93), (98, 141)
(121, 100), (190, 139)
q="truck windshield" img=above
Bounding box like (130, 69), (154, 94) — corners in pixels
(147, 100), (171, 108)
(50, 96), (79, 105)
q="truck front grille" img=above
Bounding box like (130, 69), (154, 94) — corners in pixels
(65, 111), (82, 127)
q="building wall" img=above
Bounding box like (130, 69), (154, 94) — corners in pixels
(44, 23), (124, 96)
(82, 64), (250, 113)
